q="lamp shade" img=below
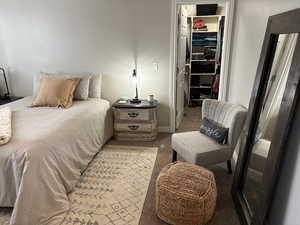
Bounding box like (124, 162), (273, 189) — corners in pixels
(132, 69), (137, 83)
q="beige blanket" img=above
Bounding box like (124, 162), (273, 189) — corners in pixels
(0, 97), (113, 225)
(0, 107), (12, 145)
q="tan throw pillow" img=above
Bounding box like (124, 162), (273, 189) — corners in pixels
(31, 77), (80, 108)
(35, 72), (92, 100)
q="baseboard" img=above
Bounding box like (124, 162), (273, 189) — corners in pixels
(158, 126), (171, 133)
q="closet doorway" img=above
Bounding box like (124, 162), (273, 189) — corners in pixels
(170, 0), (235, 132)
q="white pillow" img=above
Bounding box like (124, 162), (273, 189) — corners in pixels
(89, 74), (102, 98)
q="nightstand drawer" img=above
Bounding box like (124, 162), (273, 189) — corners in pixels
(114, 122), (154, 132)
(115, 109), (150, 121)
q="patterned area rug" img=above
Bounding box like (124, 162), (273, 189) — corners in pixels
(0, 145), (158, 225)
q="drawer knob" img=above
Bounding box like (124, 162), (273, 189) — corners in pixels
(128, 112), (139, 118)
(128, 125), (139, 130)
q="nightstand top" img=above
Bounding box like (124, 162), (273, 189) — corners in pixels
(113, 99), (158, 109)
(0, 96), (23, 105)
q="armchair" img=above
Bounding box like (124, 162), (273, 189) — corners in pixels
(172, 99), (247, 173)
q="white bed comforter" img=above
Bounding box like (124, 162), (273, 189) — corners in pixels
(0, 97), (112, 225)
(0, 107), (12, 145)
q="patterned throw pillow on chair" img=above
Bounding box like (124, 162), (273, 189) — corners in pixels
(200, 118), (229, 144)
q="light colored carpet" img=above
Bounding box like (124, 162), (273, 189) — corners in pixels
(0, 145), (158, 225)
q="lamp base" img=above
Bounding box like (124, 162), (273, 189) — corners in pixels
(130, 98), (142, 104)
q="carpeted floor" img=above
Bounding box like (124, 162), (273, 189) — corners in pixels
(109, 106), (241, 225)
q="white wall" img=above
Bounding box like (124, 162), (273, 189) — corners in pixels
(0, 0), (172, 127)
(228, 0), (300, 224)
(227, 0), (300, 107)
(0, 29), (8, 96)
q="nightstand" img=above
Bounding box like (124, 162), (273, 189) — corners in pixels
(0, 96), (23, 105)
(112, 99), (159, 141)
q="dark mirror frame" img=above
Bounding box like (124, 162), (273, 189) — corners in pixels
(232, 8), (300, 225)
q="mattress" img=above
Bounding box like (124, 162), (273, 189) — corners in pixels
(0, 96), (113, 225)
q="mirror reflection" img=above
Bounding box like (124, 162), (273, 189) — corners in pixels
(242, 33), (299, 213)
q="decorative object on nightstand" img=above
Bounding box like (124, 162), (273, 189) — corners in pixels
(112, 99), (158, 141)
(148, 94), (155, 103)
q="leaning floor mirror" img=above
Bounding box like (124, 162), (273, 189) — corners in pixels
(232, 8), (300, 225)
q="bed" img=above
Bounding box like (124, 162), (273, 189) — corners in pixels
(0, 96), (113, 225)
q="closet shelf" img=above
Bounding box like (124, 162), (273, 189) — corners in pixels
(191, 15), (221, 18)
(190, 86), (213, 89)
(191, 73), (216, 76)
(192, 30), (218, 33)
(191, 94), (212, 100)
(191, 59), (216, 62)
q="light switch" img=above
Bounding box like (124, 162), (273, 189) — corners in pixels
(153, 62), (159, 72)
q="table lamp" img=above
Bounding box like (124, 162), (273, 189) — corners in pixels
(130, 69), (141, 104)
(0, 67), (10, 100)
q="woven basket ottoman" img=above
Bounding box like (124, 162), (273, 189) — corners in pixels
(156, 162), (217, 225)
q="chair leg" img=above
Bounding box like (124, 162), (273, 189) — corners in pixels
(227, 160), (232, 174)
(172, 150), (177, 162)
